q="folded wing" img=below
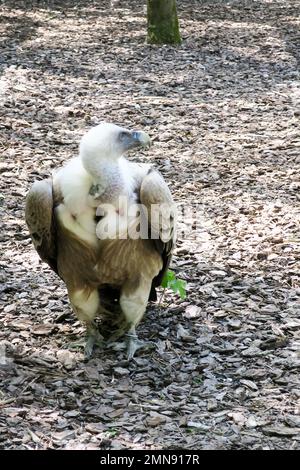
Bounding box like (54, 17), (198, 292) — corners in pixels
(25, 179), (58, 274)
(140, 168), (177, 299)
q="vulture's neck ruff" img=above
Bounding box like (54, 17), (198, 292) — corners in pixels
(79, 122), (151, 207)
(88, 158), (126, 207)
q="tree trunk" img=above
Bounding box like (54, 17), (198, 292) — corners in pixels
(147, 0), (181, 45)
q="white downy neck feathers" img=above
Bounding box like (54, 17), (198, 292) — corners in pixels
(53, 122), (151, 241)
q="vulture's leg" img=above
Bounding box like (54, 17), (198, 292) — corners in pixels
(69, 288), (104, 358)
(109, 278), (153, 359)
(125, 326), (155, 360)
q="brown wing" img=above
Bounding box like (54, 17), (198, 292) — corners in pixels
(25, 178), (58, 274)
(140, 168), (176, 301)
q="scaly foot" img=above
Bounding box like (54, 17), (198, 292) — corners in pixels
(125, 333), (156, 360)
(84, 329), (105, 359)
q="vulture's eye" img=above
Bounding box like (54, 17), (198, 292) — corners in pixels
(119, 131), (130, 142)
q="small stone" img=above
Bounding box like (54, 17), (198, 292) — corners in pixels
(56, 350), (76, 369)
(146, 413), (166, 427)
(246, 416), (258, 428)
(183, 305), (202, 319)
(114, 367), (130, 376)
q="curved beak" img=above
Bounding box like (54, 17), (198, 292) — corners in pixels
(131, 131), (151, 149)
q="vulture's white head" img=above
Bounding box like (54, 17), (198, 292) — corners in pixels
(80, 122), (151, 177)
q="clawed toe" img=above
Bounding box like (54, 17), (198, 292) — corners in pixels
(84, 337), (95, 359)
(84, 330), (105, 359)
(126, 334), (156, 360)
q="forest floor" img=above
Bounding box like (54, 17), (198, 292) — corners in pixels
(0, 0), (300, 450)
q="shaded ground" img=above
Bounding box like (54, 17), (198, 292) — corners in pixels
(0, 0), (300, 450)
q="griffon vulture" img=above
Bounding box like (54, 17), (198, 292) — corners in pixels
(25, 123), (176, 359)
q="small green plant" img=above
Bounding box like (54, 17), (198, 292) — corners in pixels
(161, 270), (187, 299)
(107, 428), (119, 438)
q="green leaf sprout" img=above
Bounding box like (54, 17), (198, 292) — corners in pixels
(161, 270), (187, 299)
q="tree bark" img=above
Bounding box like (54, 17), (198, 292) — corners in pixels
(147, 0), (181, 45)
